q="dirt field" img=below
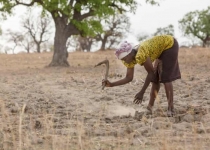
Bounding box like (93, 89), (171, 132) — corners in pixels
(0, 48), (210, 150)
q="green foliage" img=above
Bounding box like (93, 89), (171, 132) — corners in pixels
(0, 0), (15, 19)
(0, 0), (154, 37)
(72, 18), (103, 37)
(179, 6), (210, 46)
(153, 24), (174, 36)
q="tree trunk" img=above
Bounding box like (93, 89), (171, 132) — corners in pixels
(87, 41), (92, 52)
(100, 36), (108, 50)
(37, 43), (41, 53)
(203, 35), (210, 48)
(202, 42), (206, 48)
(203, 39), (207, 47)
(49, 18), (71, 67)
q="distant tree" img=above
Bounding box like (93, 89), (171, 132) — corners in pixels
(6, 30), (23, 54)
(67, 35), (98, 52)
(153, 24), (174, 36)
(0, 26), (2, 53)
(66, 36), (79, 51)
(21, 9), (52, 53)
(96, 13), (130, 50)
(78, 36), (95, 52)
(0, 0), (159, 66)
(68, 13), (131, 52)
(3, 46), (11, 54)
(19, 33), (35, 53)
(179, 6), (210, 47)
(0, 26), (2, 35)
(0, 44), (3, 53)
(136, 33), (151, 43)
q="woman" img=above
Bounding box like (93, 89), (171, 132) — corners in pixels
(102, 35), (181, 117)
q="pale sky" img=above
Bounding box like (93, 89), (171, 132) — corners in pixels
(1, 0), (210, 52)
(126, 0), (210, 45)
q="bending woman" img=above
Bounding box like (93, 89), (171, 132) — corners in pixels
(103, 35), (181, 117)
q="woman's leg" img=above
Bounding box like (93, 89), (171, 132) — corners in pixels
(147, 82), (160, 111)
(163, 82), (174, 116)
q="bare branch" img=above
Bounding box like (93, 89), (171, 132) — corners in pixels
(21, 10), (52, 53)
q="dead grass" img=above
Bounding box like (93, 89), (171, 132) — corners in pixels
(0, 48), (210, 150)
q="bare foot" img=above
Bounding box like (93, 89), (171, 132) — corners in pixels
(167, 109), (175, 117)
(147, 105), (153, 114)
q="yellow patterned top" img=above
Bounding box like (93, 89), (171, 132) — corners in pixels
(122, 35), (174, 68)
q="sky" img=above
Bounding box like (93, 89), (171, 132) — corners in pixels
(0, 0), (210, 52)
(126, 0), (210, 45)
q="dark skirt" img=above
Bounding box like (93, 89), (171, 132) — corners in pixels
(152, 38), (181, 83)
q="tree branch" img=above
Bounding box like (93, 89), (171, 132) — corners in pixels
(69, 0), (74, 7)
(109, 3), (126, 13)
(15, 0), (43, 6)
(78, 9), (94, 21)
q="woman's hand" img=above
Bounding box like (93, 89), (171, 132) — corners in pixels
(102, 79), (113, 87)
(133, 91), (144, 104)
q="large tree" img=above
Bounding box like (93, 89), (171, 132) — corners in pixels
(0, 0), (158, 66)
(179, 6), (210, 47)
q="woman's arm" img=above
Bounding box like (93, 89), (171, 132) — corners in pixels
(134, 57), (154, 104)
(103, 67), (134, 87)
(139, 57), (154, 93)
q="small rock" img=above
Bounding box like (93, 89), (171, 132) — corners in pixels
(134, 111), (145, 121)
(201, 114), (210, 123)
(183, 94), (190, 98)
(100, 96), (113, 101)
(138, 127), (151, 137)
(105, 118), (113, 123)
(206, 128), (210, 133)
(94, 129), (105, 136)
(152, 121), (171, 130)
(37, 138), (43, 144)
(125, 125), (133, 134)
(183, 114), (194, 123)
(196, 127), (205, 134)
(194, 114), (202, 122)
(10, 106), (19, 113)
(173, 122), (191, 131)
(34, 120), (42, 129)
(189, 76), (194, 81)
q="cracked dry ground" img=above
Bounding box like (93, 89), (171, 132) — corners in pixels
(0, 48), (210, 150)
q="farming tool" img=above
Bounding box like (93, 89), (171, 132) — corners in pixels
(94, 59), (109, 90)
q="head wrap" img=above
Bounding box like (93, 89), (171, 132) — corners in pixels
(115, 41), (133, 59)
